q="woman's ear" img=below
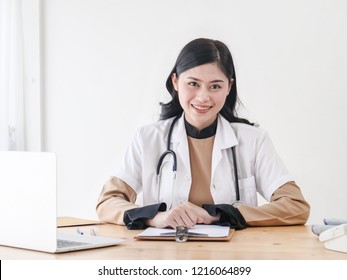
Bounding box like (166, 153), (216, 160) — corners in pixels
(171, 73), (178, 91)
(228, 78), (234, 94)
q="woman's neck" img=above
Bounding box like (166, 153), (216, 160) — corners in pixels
(184, 117), (217, 139)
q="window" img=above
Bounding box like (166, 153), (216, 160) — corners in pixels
(0, 0), (41, 151)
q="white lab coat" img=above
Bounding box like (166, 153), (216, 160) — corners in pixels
(115, 114), (293, 208)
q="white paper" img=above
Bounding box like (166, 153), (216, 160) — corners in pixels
(136, 224), (229, 238)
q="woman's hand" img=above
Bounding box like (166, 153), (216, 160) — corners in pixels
(146, 202), (220, 228)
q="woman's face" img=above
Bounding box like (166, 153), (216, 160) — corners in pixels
(172, 62), (232, 131)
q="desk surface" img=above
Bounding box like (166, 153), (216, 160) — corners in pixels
(1, 218), (347, 260)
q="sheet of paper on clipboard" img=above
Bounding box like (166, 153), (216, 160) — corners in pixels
(135, 224), (234, 241)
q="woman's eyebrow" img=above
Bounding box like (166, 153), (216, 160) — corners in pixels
(187, 77), (225, 83)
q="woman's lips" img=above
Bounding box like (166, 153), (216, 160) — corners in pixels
(192, 104), (212, 112)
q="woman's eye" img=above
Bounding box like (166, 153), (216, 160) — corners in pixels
(210, 84), (222, 89)
(188, 82), (199, 87)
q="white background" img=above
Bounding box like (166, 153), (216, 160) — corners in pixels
(40, 0), (347, 224)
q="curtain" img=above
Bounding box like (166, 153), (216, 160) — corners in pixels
(0, 0), (25, 151)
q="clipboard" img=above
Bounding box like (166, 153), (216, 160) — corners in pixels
(57, 216), (101, 227)
(134, 225), (234, 242)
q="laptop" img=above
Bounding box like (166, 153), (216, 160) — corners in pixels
(0, 151), (124, 253)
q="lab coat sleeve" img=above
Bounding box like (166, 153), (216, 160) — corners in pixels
(253, 130), (294, 202)
(237, 182), (310, 226)
(96, 176), (140, 225)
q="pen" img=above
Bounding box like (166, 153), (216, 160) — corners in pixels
(90, 227), (96, 236)
(76, 228), (96, 236)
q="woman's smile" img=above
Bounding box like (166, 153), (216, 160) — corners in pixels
(191, 104), (213, 112)
(172, 62), (232, 130)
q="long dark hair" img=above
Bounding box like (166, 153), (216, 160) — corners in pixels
(159, 38), (253, 125)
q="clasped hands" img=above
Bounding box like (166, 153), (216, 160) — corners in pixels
(145, 201), (220, 229)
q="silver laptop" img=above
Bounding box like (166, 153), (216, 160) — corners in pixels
(0, 151), (124, 253)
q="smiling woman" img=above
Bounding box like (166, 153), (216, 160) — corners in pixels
(171, 63), (232, 131)
(96, 38), (310, 231)
(161, 38), (251, 126)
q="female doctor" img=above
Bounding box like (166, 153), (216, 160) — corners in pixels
(96, 38), (310, 230)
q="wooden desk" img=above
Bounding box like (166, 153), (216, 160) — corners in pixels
(1, 219), (347, 260)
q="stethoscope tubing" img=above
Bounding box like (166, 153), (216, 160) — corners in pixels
(231, 146), (240, 201)
(156, 114), (180, 176)
(156, 115), (241, 203)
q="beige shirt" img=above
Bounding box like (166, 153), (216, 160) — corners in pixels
(96, 137), (310, 226)
(187, 135), (215, 206)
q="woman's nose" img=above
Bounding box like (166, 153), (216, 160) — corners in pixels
(195, 88), (210, 102)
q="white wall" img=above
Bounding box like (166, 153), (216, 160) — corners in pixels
(42, 0), (347, 224)
(23, 0), (42, 151)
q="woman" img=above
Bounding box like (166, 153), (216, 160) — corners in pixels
(96, 38), (310, 229)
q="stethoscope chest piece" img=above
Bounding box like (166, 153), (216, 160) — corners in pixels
(175, 225), (189, 242)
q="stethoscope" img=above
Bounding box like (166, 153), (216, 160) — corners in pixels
(156, 115), (241, 204)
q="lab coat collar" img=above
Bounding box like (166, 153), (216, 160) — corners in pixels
(170, 113), (186, 143)
(211, 115), (238, 182)
(168, 113), (238, 183)
(161, 114), (185, 145)
(169, 113), (238, 148)
(215, 114), (238, 149)
(171, 113), (191, 176)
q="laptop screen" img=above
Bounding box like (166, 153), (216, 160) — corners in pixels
(0, 151), (58, 252)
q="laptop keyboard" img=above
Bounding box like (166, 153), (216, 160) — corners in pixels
(57, 239), (89, 248)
